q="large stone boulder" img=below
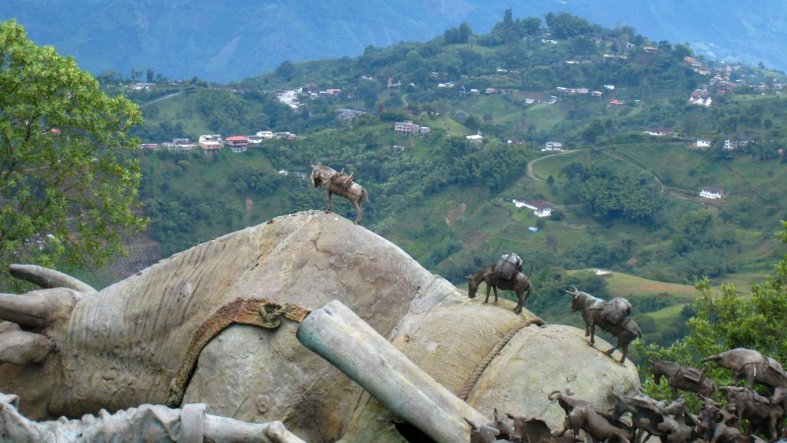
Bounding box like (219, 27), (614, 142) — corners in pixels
(1, 211), (640, 442)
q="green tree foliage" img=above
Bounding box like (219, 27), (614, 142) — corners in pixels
(638, 221), (787, 400)
(193, 89), (254, 134)
(274, 60), (296, 81)
(560, 164), (661, 223)
(545, 12), (600, 39)
(0, 21), (147, 288)
(488, 10), (541, 43)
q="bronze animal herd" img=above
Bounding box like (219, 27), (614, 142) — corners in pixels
(311, 164), (785, 443)
(468, 348), (785, 443)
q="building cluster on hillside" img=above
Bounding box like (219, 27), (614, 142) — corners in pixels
(394, 121), (430, 136)
(140, 130), (297, 154)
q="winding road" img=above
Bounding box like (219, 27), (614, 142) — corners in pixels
(526, 149), (584, 182)
(526, 147), (721, 213)
(140, 91), (181, 107)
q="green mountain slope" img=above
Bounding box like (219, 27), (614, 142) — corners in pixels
(78, 12), (786, 349)
(2, 1), (786, 82)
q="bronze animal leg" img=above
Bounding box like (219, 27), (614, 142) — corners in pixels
(352, 198), (363, 224)
(604, 335), (627, 364)
(323, 189), (333, 213)
(483, 283), (492, 304)
(514, 285), (530, 314)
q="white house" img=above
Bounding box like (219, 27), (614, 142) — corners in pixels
(512, 199), (556, 217)
(466, 133), (483, 142)
(543, 141), (563, 151)
(696, 139), (712, 148)
(699, 187), (725, 199)
(644, 127), (672, 137)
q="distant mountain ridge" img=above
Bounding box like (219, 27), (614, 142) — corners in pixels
(2, 1), (785, 82)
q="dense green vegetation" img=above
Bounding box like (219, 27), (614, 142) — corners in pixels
(111, 12), (787, 349)
(0, 21), (147, 290)
(637, 221), (787, 409)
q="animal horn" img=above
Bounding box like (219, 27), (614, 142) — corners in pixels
(10, 264), (96, 293)
(564, 285), (580, 295)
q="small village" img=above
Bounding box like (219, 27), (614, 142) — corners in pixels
(139, 130), (298, 154)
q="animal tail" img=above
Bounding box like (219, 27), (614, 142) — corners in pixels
(701, 353), (721, 363)
(361, 188), (369, 204)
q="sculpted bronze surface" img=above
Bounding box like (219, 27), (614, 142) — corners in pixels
(310, 164), (368, 224)
(721, 386), (784, 442)
(565, 286), (642, 364)
(548, 389), (632, 442)
(653, 359), (717, 398)
(611, 393), (700, 443)
(466, 263), (532, 314)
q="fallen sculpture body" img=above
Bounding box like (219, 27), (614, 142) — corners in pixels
(1, 211), (640, 442)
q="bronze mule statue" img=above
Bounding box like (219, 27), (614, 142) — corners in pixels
(702, 348), (786, 391)
(721, 386), (784, 442)
(310, 164), (368, 224)
(565, 286), (641, 364)
(652, 359), (717, 398)
(467, 263), (532, 314)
